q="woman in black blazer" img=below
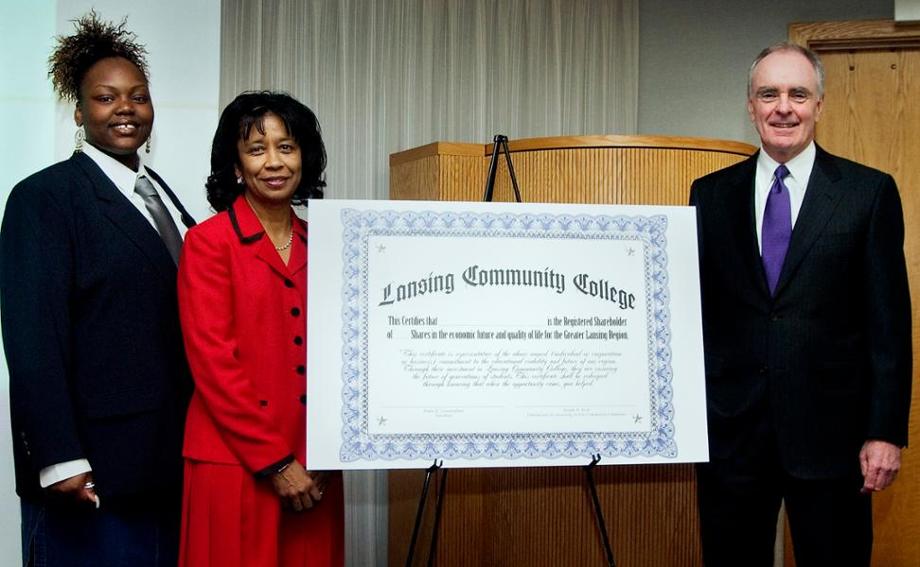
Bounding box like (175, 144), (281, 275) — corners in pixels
(0, 11), (193, 566)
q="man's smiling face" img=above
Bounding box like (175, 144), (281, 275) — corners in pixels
(747, 49), (823, 163)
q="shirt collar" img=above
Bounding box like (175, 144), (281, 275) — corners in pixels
(757, 141), (816, 184)
(82, 143), (153, 197)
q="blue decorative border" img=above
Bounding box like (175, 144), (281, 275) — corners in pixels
(338, 209), (676, 462)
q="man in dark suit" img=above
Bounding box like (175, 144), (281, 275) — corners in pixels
(690, 42), (911, 566)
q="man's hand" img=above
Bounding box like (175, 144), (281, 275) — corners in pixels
(859, 440), (901, 493)
(48, 471), (97, 505)
(270, 460), (322, 512)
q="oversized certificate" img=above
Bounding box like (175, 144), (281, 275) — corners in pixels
(307, 199), (708, 469)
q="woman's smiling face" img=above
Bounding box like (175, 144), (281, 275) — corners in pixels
(75, 56), (153, 170)
(235, 112), (303, 210)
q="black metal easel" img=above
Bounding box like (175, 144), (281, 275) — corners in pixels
(404, 133), (521, 567)
(404, 460), (448, 567)
(583, 454), (617, 567)
(482, 134), (523, 203)
(405, 137), (617, 565)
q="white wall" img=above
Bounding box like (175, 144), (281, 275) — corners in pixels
(0, 1), (219, 561)
(0, 3), (58, 558)
(51, 0), (220, 222)
(637, 0), (893, 144)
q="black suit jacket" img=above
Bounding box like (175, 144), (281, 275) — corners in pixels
(690, 146), (912, 478)
(0, 152), (194, 503)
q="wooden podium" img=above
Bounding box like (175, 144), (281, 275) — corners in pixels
(391, 135), (755, 205)
(388, 135), (756, 567)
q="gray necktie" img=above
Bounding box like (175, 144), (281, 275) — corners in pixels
(134, 176), (182, 265)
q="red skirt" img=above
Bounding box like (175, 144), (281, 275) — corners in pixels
(179, 460), (344, 567)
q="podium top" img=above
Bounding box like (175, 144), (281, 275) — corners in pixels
(390, 135), (757, 166)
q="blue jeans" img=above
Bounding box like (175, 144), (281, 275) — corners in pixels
(21, 497), (180, 567)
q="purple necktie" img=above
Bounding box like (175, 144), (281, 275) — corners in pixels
(762, 164), (791, 294)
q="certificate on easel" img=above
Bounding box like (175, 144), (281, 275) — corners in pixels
(306, 199), (708, 469)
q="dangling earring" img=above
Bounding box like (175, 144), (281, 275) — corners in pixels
(74, 126), (85, 153)
(145, 135), (152, 154)
(237, 176), (244, 185)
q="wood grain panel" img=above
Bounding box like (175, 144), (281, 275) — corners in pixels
(497, 134), (756, 156)
(390, 155), (440, 201)
(438, 155), (487, 202)
(390, 465), (702, 567)
(388, 136), (755, 567)
(487, 146), (749, 206)
(817, 46), (920, 567)
(790, 20), (920, 567)
(789, 19), (920, 50)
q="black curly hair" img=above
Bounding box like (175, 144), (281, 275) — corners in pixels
(206, 91), (326, 212)
(48, 10), (149, 103)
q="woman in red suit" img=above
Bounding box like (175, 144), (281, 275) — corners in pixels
(177, 91), (344, 566)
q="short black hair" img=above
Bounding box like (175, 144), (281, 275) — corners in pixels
(206, 91), (326, 212)
(48, 10), (149, 103)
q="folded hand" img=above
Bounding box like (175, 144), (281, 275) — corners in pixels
(860, 440), (901, 493)
(270, 461), (322, 511)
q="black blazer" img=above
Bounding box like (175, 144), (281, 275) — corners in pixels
(0, 152), (194, 503)
(690, 146), (912, 478)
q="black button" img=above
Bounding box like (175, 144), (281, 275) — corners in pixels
(294, 336), (303, 346)
(296, 365), (306, 375)
(259, 400), (269, 407)
(299, 394), (307, 405)
(284, 279), (294, 288)
(291, 307), (301, 317)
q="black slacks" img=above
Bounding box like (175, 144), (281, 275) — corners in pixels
(696, 442), (872, 567)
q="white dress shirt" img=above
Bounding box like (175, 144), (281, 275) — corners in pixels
(753, 141), (816, 254)
(82, 142), (188, 238)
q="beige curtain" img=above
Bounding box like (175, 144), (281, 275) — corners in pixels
(221, 0), (638, 201)
(220, 1), (638, 563)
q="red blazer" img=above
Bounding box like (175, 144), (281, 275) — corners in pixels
(178, 196), (309, 472)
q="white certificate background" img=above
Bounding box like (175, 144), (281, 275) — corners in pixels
(368, 235), (649, 435)
(307, 199), (709, 469)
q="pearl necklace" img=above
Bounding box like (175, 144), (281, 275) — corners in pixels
(274, 230), (294, 251)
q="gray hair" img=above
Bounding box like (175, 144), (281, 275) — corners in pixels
(748, 42), (825, 98)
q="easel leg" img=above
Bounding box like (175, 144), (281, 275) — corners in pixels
(482, 134), (522, 203)
(583, 454), (617, 567)
(425, 467), (449, 567)
(406, 461), (442, 567)
(499, 136), (523, 202)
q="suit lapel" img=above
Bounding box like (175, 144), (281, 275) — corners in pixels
(724, 155), (770, 296)
(255, 238), (292, 277)
(772, 147), (843, 296)
(72, 153), (177, 276)
(230, 197), (302, 279)
(286, 217), (308, 277)
(146, 167), (196, 229)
